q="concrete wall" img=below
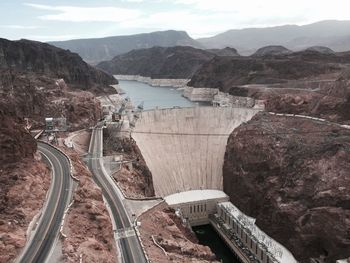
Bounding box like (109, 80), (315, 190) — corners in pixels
(131, 107), (260, 197)
(115, 75), (189, 88)
(172, 197), (229, 226)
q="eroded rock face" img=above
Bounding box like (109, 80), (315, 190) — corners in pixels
(139, 202), (218, 263)
(188, 52), (346, 93)
(61, 149), (117, 263)
(0, 38), (116, 94)
(97, 46), (214, 79)
(103, 131), (155, 198)
(0, 107), (51, 262)
(223, 112), (350, 263)
(252, 45), (292, 57)
(0, 70), (102, 130)
(263, 71), (350, 124)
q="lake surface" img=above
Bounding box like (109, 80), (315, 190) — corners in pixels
(118, 80), (197, 110)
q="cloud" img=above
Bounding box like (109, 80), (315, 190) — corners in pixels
(25, 3), (141, 22)
(122, 0), (144, 2)
(0, 25), (43, 29)
(167, 0), (350, 27)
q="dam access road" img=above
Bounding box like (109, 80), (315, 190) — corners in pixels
(87, 127), (147, 263)
(18, 142), (73, 263)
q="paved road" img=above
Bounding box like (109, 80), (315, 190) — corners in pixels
(87, 127), (147, 263)
(18, 142), (73, 263)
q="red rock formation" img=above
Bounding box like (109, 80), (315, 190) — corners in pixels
(0, 38), (116, 94)
(60, 149), (118, 263)
(0, 109), (51, 262)
(0, 70), (103, 130)
(223, 112), (350, 262)
(263, 72), (350, 124)
(138, 202), (218, 263)
(103, 131), (155, 198)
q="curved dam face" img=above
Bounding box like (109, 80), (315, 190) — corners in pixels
(131, 107), (259, 197)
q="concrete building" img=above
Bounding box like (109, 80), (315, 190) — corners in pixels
(164, 190), (229, 226)
(131, 107), (260, 196)
(212, 202), (297, 263)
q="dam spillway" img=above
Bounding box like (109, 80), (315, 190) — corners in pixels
(131, 107), (260, 197)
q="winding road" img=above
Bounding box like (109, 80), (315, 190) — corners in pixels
(87, 127), (147, 263)
(18, 142), (73, 263)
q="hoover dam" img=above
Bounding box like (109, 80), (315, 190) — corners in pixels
(131, 106), (260, 197)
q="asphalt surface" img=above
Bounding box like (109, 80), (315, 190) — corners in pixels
(87, 127), (147, 263)
(18, 142), (73, 263)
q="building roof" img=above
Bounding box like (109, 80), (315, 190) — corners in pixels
(219, 202), (297, 263)
(164, 189), (228, 205)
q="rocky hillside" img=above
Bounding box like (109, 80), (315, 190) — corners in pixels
(252, 45), (292, 57)
(0, 38), (117, 262)
(197, 20), (350, 55)
(305, 46), (335, 54)
(50, 30), (203, 64)
(207, 47), (240, 56)
(0, 38), (116, 94)
(0, 93), (52, 262)
(263, 71), (350, 124)
(188, 50), (349, 92)
(97, 46), (214, 79)
(223, 112), (350, 263)
(0, 70), (102, 130)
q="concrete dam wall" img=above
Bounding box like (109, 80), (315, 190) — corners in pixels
(131, 107), (260, 197)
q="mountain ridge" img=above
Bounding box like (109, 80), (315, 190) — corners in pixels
(197, 20), (350, 55)
(50, 30), (203, 64)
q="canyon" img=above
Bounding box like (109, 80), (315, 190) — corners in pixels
(1, 20), (350, 263)
(0, 38), (118, 262)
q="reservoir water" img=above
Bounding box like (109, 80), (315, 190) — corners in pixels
(118, 80), (196, 110)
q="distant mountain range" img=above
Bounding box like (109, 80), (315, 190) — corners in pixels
(49, 20), (350, 63)
(197, 20), (350, 55)
(50, 30), (202, 64)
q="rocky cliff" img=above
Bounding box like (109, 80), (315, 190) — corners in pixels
(50, 30), (203, 64)
(188, 50), (349, 92)
(97, 46), (214, 79)
(0, 98), (52, 262)
(223, 112), (350, 263)
(0, 70), (102, 130)
(0, 38), (116, 94)
(263, 72), (350, 123)
(252, 45), (292, 57)
(0, 38), (117, 261)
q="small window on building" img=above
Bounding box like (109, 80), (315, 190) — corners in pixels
(204, 204), (207, 211)
(250, 238), (253, 249)
(197, 205), (200, 212)
(194, 205), (196, 213)
(190, 206), (192, 214)
(201, 204), (203, 212)
(255, 246), (258, 255)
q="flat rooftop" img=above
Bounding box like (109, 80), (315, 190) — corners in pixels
(165, 189), (228, 205)
(219, 202), (297, 263)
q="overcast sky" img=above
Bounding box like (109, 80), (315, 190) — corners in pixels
(1, 0), (350, 41)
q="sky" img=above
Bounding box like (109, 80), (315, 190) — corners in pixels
(1, 0), (350, 41)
